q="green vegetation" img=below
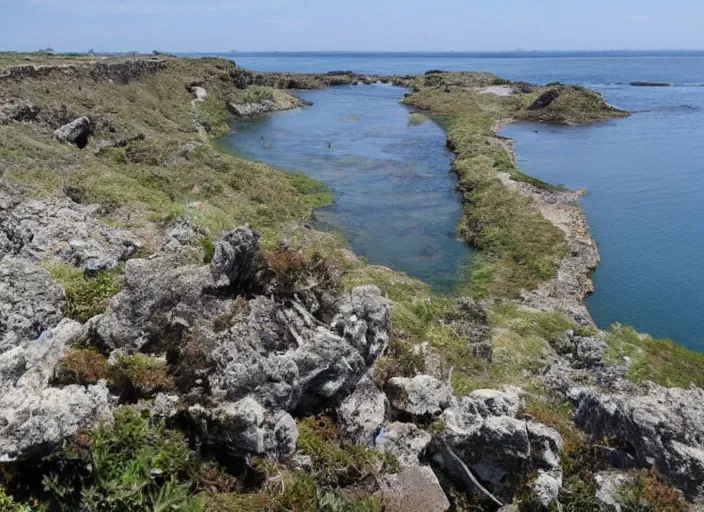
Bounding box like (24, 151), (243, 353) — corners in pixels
(402, 82), (569, 297)
(107, 354), (175, 398)
(48, 264), (124, 323)
(616, 469), (688, 512)
(1, 57), (331, 251)
(605, 324), (704, 388)
(42, 408), (201, 512)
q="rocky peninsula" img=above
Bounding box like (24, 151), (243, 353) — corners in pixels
(0, 53), (702, 512)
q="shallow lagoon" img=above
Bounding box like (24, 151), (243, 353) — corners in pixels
(222, 84), (473, 291)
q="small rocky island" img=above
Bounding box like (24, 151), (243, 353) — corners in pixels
(0, 53), (701, 512)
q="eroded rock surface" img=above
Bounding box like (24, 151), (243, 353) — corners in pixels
(386, 375), (452, 419)
(0, 319), (111, 461)
(574, 385), (704, 498)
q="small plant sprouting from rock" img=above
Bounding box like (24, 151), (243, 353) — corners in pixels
(55, 349), (109, 386)
(49, 263), (124, 323)
(616, 469), (688, 512)
(42, 408), (201, 512)
(107, 354), (175, 399)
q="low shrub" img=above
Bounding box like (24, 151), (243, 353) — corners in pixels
(49, 264), (124, 323)
(616, 469), (688, 512)
(108, 354), (175, 398)
(55, 349), (108, 386)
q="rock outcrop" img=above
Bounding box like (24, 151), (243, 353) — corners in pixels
(574, 385), (704, 498)
(0, 319), (111, 461)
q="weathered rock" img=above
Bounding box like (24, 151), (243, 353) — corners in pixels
(189, 397), (297, 459)
(460, 388), (521, 418)
(594, 471), (629, 512)
(53, 116), (91, 147)
(376, 465), (450, 512)
(0, 197), (140, 268)
(438, 389), (563, 502)
(574, 385), (704, 499)
(95, 256), (217, 351)
(375, 421), (432, 466)
(0, 99), (39, 124)
(0, 258), (65, 354)
(532, 469), (563, 508)
(208, 294), (369, 411)
(386, 375), (452, 419)
(0, 319), (111, 461)
(210, 227), (260, 288)
(161, 217), (205, 253)
(332, 285), (390, 364)
(337, 375), (386, 445)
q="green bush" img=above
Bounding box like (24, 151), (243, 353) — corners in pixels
(107, 354), (175, 398)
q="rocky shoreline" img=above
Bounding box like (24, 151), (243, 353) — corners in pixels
(1, 55), (703, 511)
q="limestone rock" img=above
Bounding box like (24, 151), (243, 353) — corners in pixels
(386, 375), (452, 419)
(574, 385), (704, 499)
(0, 257), (65, 353)
(95, 256), (216, 351)
(594, 471), (629, 512)
(375, 421), (432, 466)
(161, 217), (205, 254)
(189, 397), (298, 459)
(438, 390), (563, 502)
(337, 375), (386, 445)
(0, 197), (140, 269)
(532, 469), (563, 508)
(0, 319), (111, 461)
(332, 285), (390, 364)
(210, 227), (260, 288)
(376, 466), (450, 512)
(0, 99), (39, 124)
(53, 116), (91, 147)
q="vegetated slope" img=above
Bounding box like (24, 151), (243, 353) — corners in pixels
(1, 55), (702, 512)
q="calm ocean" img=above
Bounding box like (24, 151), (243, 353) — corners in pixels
(207, 51), (704, 351)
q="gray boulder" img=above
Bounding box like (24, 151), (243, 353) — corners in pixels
(375, 421), (432, 466)
(0, 257), (65, 353)
(594, 471), (629, 512)
(53, 116), (91, 147)
(332, 285), (390, 364)
(574, 385), (704, 499)
(210, 227), (260, 288)
(376, 465), (450, 512)
(337, 375), (386, 445)
(189, 397), (297, 460)
(0, 319), (111, 461)
(95, 256), (217, 351)
(386, 375), (452, 419)
(438, 389), (563, 503)
(161, 217), (205, 254)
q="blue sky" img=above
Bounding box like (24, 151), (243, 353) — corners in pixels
(1, 0), (703, 52)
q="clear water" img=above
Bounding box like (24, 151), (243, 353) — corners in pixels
(222, 85), (471, 291)
(216, 52), (704, 351)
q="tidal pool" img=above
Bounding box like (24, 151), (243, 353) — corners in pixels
(222, 84), (473, 291)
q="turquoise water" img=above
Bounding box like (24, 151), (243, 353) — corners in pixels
(222, 85), (472, 291)
(217, 52), (704, 351)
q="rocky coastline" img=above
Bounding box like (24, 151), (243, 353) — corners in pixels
(0, 54), (703, 512)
